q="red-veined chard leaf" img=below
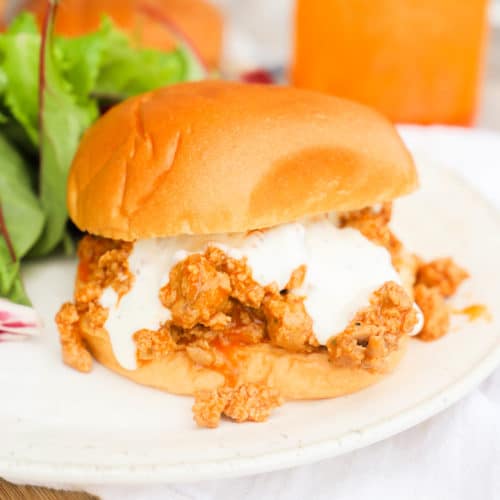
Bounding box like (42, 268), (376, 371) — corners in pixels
(30, 0), (96, 256)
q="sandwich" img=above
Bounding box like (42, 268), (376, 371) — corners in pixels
(56, 81), (468, 427)
(19, 0), (223, 70)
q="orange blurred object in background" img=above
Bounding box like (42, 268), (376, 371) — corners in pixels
(21, 0), (223, 69)
(292, 0), (490, 125)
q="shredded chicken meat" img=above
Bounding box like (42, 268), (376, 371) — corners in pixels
(262, 293), (317, 352)
(413, 284), (450, 341)
(413, 257), (468, 340)
(55, 204), (469, 427)
(133, 327), (177, 364)
(55, 302), (93, 373)
(160, 253), (232, 330)
(193, 383), (283, 428)
(55, 235), (133, 372)
(416, 258), (469, 298)
(328, 281), (418, 372)
(340, 204), (469, 343)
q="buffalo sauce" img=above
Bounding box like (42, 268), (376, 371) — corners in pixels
(208, 309), (266, 387)
(210, 338), (242, 387)
(453, 304), (491, 322)
(77, 260), (90, 282)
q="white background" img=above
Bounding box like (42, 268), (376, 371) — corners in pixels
(5, 1), (500, 498)
(212, 0), (500, 131)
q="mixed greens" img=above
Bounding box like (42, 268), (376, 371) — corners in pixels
(0, 6), (202, 306)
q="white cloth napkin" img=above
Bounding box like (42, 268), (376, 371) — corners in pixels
(85, 368), (500, 500)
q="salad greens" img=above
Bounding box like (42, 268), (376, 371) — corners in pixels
(33, 4), (97, 257)
(0, 14), (41, 147)
(0, 2), (201, 305)
(0, 135), (44, 305)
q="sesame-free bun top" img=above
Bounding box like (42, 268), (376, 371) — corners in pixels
(21, 0), (223, 69)
(68, 81), (418, 240)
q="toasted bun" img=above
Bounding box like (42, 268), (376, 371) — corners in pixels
(82, 328), (407, 399)
(79, 248), (417, 399)
(68, 81), (418, 240)
(22, 0), (222, 68)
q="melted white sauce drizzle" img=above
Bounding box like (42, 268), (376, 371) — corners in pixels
(100, 216), (422, 370)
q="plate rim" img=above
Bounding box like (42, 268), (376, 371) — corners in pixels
(4, 340), (500, 486)
(4, 126), (500, 485)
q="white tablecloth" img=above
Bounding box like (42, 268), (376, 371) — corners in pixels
(86, 368), (500, 499)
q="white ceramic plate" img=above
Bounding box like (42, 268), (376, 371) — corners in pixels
(1, 127), (500, 485)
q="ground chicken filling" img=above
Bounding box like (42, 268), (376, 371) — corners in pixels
(55, 204), (468, 427)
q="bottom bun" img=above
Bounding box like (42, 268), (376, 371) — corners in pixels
(82, 330), (408, 400)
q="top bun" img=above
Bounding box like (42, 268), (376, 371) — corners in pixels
(22, 0), (223, 69)
(68, 81), (418, 240)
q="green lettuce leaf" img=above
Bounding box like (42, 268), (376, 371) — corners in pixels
(0, 245), (30, 306)
(133, 2), (207, 81)
(7, 10), (39, 35)
(88, 17), (195, 100)
(0, 13), (41, 146)
(94, 44), (188, 99)
(55, 21), (109, 99)
(0, 134), (45, 305)
(56, 15), (200, 102)
(30, 2), (97, 257)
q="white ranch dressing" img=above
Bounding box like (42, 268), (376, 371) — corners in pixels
(100, 216), (422, 370)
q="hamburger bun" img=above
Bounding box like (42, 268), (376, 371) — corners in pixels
(21, 0), (223, 69)
(65, 81), (418, 405)
(68, 81), (418, 241)
(82, 326), (408, 399)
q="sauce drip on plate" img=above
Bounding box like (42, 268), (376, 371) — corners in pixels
(453, 304), (491, 322)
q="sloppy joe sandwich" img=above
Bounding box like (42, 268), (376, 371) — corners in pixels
(56, 81), (468, 427)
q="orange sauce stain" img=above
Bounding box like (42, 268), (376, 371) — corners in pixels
(210, 337), (243, 387)
(453, 304), (491, 322)
(77, 261), (90, 282)
(209, 310), (265, 386)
